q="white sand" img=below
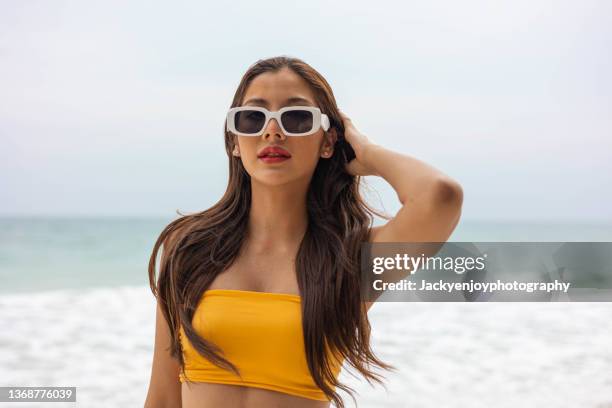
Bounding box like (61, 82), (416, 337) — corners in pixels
(1, 286), (611, 408)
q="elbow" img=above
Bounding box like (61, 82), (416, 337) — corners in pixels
(432, 177), (463, 209)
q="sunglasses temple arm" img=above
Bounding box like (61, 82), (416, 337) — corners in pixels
(321, 114), (330, 131)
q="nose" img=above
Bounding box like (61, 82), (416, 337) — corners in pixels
(263, 117), (286, 140)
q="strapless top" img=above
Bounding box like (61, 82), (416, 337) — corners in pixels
(179, 289), (344, 401)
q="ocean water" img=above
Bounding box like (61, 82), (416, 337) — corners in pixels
(0, 217), (168, 294)
(1, 217), (612, 408)
(1, 216), (611, 294)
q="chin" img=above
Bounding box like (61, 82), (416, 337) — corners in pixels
(251, 171), (309, 187)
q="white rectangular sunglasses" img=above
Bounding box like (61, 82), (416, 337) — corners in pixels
(226, 106), (330, 137)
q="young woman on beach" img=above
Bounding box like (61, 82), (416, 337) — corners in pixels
(144, 56), (463, 408)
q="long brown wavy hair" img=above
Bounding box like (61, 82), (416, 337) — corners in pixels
(148, 55), (397, 407)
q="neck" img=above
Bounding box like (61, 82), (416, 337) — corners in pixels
(246, 178), (309, 255)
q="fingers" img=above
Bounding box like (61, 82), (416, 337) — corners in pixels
(338, 109), (352, 125)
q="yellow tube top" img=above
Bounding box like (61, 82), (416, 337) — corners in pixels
(178, 289), (344, 401)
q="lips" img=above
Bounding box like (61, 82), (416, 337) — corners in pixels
(257, 146), (291, 158)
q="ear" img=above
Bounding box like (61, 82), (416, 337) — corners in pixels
(232, 140), (240, 157)
(320, 128), (337, 158)
(231, 136), (241, 157)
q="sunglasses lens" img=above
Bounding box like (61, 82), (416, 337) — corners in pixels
(235, 110), (266, 134)
(281, 109), (313, 134)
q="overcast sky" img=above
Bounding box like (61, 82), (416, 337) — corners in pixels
(1, 0), (610, 221)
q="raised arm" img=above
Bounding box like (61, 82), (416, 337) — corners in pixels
(337, 111), (463, 309)
(362, 143), (463, 244)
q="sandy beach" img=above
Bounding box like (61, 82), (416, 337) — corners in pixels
(1, 285), (612, 407)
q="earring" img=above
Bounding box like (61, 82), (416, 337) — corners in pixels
(233, 147), (240, 156)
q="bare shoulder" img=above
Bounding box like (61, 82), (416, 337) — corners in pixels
(367, 225), (384, 242)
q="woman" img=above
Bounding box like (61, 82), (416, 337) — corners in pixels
(144, 56), (463, 408)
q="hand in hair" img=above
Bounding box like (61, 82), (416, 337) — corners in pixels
(339, 110), (379, 177)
